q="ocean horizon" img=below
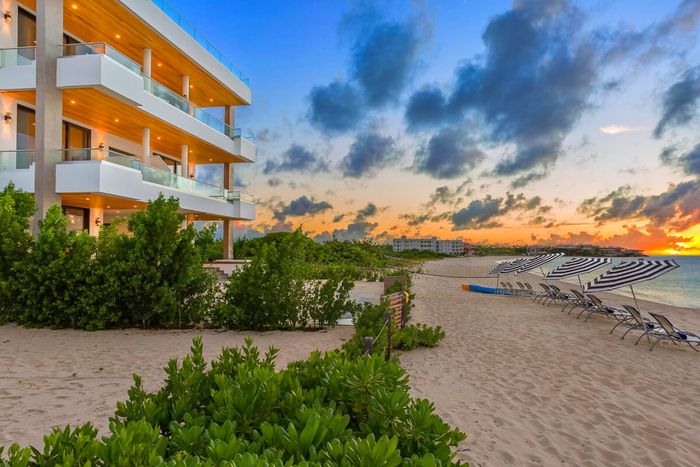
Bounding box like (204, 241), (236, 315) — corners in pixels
(528, 255), (700, 309)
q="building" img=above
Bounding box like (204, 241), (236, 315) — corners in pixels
(526, 245), (547, 255)
(0, 0), (255, 258)
(392, 236), (465, 255)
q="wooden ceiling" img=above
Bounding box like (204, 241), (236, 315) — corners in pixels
(5, 89), (247, 165)
(18, 0), (248, 108)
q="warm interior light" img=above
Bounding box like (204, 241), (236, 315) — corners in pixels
(4, 112), (11, 124)
(72, 4), (78, 10)
(115, 34), (121, 39)
(3, 11), (12, 23)
(132, 205), (138, 208)
(85, 197), (90, 201)
(209, 98), (213, 102)
(106, 205), (111, 209)
(157, 62), (163, 67)
(70, 100), (76, 104)
(114, 118), (119, 122)
(189, 84), (194, 89)
(157, 136), (161, 140)
(209, 158), (213, 162)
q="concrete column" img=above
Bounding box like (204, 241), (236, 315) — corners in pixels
(182, 74), (189, 98)
(180, 144), (188, 177)
(89, 207), (104, 236)
(141, 127), (150, 164)
(223, 219), (233, 259)
(34, 0), (64, 232)
(143, 48), (151, 77)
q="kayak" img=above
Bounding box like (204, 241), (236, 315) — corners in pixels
(462, 284), (511, 295)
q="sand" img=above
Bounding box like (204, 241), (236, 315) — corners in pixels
(0, 327), (354, 448)
(2, 257), (699, 466)
(400, 257), (700, 466)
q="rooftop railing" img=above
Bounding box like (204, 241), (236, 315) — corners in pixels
(0, 46), (36, 67)
(59, 42), (254, 144)
(61, 148), (254, 204)
(149, 0), (249, 85)
(0, 150), (34, 169)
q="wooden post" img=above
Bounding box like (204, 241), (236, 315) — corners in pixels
(401, 293), (407, 328)
(363, 336), (373, 355)
(385, 311), (392, 361)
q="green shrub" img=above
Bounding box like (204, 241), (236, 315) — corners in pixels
(217, 230), (358, 330)
(0, 183), (34, 321)
(1, 338), (466, 465)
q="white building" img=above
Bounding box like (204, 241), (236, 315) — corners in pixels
(0, 0), (255, 258)
(392, 236), (465, 255)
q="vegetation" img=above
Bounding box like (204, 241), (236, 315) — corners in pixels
(0, 337), (465, 466)
(216, 230), (358, 330)
(0, 189), (217, 329)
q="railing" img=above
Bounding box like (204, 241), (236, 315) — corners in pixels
(61, 148), (254, 203)
(61, 42), (142, 74)
(149, 0), (249, 85)
(59, 42), (254, 145)
(0, 150), (34, 169)
(0, 46), (36, 67)
(143, 76), (254, 143)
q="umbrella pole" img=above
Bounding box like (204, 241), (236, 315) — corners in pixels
(496, 273), (500, 289)
(540, 266), (547, 282)
(578, 275), (584, 293)
(630, 285), (640, 311)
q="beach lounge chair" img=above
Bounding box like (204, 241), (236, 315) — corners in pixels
(543, 285), (573, 307)
(533, 283), (554, 303)
(561, 289), (590, 314)
(515, 282), (536, 297)
(610, 304), (660, 341)
(646, 313), (700, 352)
(579, 294), (629, 323)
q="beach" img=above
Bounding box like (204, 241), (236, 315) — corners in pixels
(402, 257), (700, 466)
(1, 256), (699, 466)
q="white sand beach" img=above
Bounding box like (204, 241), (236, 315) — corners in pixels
(401, 257), (700, 466)
(1, 257), (699, 466)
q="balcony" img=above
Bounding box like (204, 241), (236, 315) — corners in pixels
(0, 150), (35, 192)
(0, 47), (36, 91)
(56, 42), (255, 162)
(56, 149), (255, 220)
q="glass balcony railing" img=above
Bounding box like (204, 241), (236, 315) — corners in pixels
(61, 42), (143, 74)
(60, 42), (254, 145)
(0, 150), (34, 169)
(149, 0), (249, 85)
(61, 148), (254, 204)
(0, 47), (36, 67)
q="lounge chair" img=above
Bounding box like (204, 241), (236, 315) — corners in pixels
(561, 289), (590, 314)
(609, 304), (660, 341)
(543, 285), (573, 306)
(646, 313), (700, 352)
(533, 283), (552, 303)
(579, 294), (629, 323)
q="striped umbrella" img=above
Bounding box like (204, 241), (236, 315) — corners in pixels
(489, 258), (529, 288)
(514, 253), (565, 275)
(545, 257), (612, 291)
(584, 259), (679, 310)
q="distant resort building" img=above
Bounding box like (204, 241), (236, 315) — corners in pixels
(527, 244), (644, 257)
(392, 236), (467, 256)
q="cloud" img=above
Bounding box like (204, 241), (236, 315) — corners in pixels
(578, 180), (700, 230)
(356, 202), (378, 220)
(307, 81), (365, 134)
(340, 131), (402, 177)
(404, 0), (700, 185)
(451, 192), (544, 230)
(426, 180), (471, 207)
(273, 196), (333, 221)
(660, 143), (700, 176)
(541, 225), (693, 254)
(316, 201), (381, 241)
(307, 1), (430, 134)
(654, 66), (700, 137)
(267, 178), (283, 187)
(255, 128), (280, 143)
(263, 144), (329, 174)
(599, 125), (639, 135)
(412, 127), (485, 179)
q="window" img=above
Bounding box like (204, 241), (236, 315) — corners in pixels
(62, 121), (91, 161)
(63, 206), (89, 233)
(17, 8), (36, 48)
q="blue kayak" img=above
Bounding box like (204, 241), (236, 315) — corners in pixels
(462, 284), (511, 295)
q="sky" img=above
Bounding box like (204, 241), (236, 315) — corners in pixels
(170, 0), (700, 255)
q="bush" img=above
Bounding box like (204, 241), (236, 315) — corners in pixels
(217, 230), (358, 330)
(0, 337), (466, 465)
(3, 193), (217, 330)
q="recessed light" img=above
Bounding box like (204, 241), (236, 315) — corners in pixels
(115, 34), (121, 39)
(209, 98), (213, 102)
(157, 136), (161, 140)
(189, 84), (194, 88)
(209, 158), (213, 162)
(116, 210), (120, 214)
(188, 150), (192, 153)
(114, 118), (119, 122)
(132, 205), (137, 208)
(106, 205), (111, 208)
(70, 100), (75, 104)
(157, 62), (163, 67)
(71, 4), (78, 9)
(85, 197), (90, 201)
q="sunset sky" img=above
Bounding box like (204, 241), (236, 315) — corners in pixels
(174, 0), (700, 255)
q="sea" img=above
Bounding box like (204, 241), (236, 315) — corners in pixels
(530, 256), (700, 309)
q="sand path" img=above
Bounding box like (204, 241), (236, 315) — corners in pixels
(400, 257), (700, 466)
